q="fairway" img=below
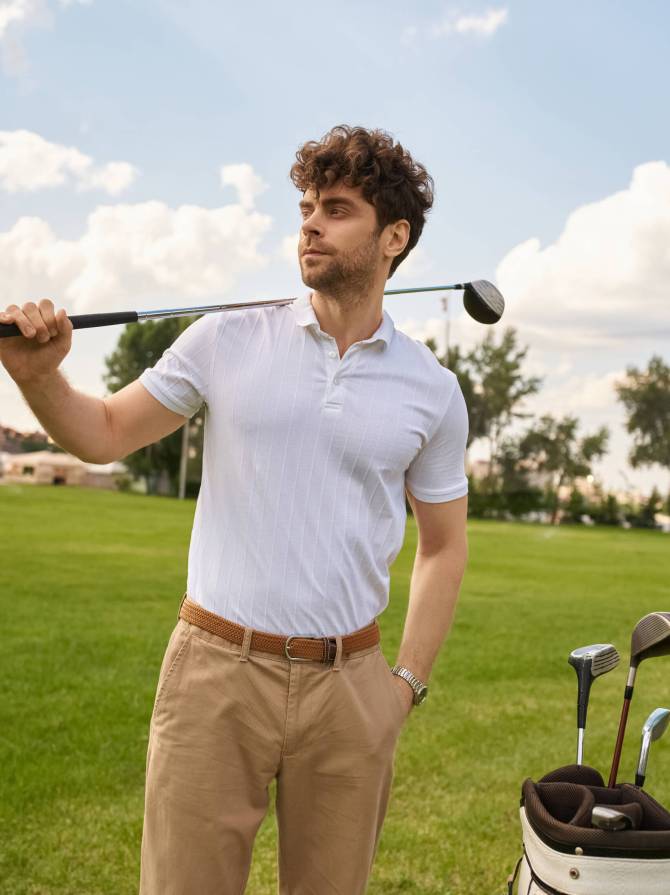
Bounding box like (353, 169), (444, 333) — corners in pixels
(1, 485), (669, 894)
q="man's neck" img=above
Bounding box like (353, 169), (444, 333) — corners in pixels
(310, 285), (384, 358)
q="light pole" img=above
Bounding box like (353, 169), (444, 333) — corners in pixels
(441, 295), (451, 363)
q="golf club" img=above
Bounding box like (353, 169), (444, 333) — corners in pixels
(0, 279), (505, 339)
(591, 806), (634, 832)
(635, 707), (670, 788)
(608, 612), (670, 788)
(568, 644), (619, 765)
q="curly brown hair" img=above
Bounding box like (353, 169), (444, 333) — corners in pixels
(290, 124), (434, 278)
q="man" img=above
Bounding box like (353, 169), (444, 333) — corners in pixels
(0, 124), (469, 894)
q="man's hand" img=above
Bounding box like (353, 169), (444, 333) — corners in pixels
(0, 300), (72, 384)
(392, 675), (415, 718)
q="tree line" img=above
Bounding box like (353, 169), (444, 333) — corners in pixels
(102, 318), (670, 527)
(427, 331), (669, 526)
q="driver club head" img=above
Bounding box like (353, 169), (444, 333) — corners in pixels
(631, 612), (670, 667)
(462, 280), (505, 324)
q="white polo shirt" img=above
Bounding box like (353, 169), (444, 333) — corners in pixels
(139, 291), (468, 636)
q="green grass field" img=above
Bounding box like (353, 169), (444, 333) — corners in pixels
(1, 484), (669, 894)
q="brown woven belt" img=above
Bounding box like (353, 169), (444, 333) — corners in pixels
(178, 595), (380, 662)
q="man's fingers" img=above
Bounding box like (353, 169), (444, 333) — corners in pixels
(38, 299), (59, 338)
(56, 308), (72, 335)
(22, 302), (51, 342)
(0, 301), (69, 341)
(2, 305), (37, 338)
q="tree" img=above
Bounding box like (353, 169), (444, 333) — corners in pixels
(564, 486), (589, 525)
(591, 492), (621, 527)
(103, 316), (204, 495)
(427, 328), (542, 472)
(629, 487), (663, 529)
(519, 414), (609, 525)
(616, 355), (670, 473)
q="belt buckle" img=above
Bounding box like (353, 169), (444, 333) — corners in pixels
(284, 635), (312, 662)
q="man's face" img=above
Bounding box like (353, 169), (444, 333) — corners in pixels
(297, 182), (385, 295)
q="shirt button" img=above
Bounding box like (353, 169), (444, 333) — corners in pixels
(328, 350), (337, 358)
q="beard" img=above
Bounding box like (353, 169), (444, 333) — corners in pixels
(300, 230), (381, 304)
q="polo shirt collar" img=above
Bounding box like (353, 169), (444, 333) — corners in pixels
(291, 291), (394, 350)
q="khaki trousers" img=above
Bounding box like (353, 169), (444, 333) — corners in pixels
(139, 612), (408, 895)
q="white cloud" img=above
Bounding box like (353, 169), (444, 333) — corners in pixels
(392, 245), (434, 281)
(0, 0), (89, 74)
(496, 160), (670, 349)
(430, 7), (508, 39)
(0, 0), (47, 73)
(220, 163), (268, 210)
(279, 232), (299, 264)
(0, 0), (42, 37)
(0, 192), (272, 310)
(0, 130), (138, 195)
(525, 370), (625, 418)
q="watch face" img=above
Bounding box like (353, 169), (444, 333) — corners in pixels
(415, 685), (428, 704)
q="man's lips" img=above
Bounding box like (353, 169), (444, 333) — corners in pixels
(302, 248), (329, 256)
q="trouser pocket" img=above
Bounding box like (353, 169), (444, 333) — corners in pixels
(151, 619), (192, 721)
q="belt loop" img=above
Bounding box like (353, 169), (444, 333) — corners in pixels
(178, 592), (187, 620)
(239, 626), (253, 662)
(332, 635), (343, 672)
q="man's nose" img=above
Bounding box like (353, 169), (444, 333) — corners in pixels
(301, 209), (323, 236)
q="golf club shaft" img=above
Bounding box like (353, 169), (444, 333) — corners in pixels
(609, 673), (635, 788)
(0, 283), (470, 339)
(609, 698), (630, 787)
(577, 728), (585, 765)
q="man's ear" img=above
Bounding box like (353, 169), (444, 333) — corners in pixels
(382, 219), (410, 260)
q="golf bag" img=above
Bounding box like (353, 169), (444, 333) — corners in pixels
(507, 764), (670, 894)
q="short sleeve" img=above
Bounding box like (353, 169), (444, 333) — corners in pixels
(138, 313), (220, 418)
(405, 378), (469, 503)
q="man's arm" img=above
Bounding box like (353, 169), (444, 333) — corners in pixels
(393, 490), (468, 687)
(1, 299), (189, 464)
(16, 375), (189, 464)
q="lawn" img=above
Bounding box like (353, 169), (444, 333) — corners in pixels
(1, 484), (669, 894)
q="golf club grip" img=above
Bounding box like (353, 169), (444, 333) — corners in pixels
(608, 697), (631, 787)
(0, 311), (139, 339)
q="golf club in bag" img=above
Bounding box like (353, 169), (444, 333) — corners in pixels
(507, 614), (670, 894)
(0, 279), (504, 339)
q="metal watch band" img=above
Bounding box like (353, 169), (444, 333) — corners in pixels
(391, 664), (428, 705)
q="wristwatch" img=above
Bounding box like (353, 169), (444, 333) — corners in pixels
(391, 665), (428, 706)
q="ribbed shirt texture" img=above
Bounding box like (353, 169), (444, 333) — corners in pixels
(139, 291), (468, 636)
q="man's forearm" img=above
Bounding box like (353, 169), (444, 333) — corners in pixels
(14, 369), (111, 464)
(394, 544), (467, 684)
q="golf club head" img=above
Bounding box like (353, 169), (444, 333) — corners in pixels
(591, 805), (634, 832)
(462, 280), (504, 324)
(636, 707), (670, 786)
(630, 612), (670, 667)
(568, 644), (620, 730)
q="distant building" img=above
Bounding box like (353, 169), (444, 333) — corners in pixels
(0, 424), (50, 454)
(0, 450), (127, 489)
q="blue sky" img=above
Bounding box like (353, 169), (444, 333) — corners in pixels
(1, 0), (669, 495)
